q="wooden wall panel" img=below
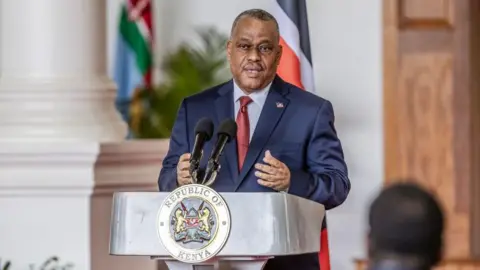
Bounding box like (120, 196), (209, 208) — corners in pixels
(383, 0), (480, 262)
(468, 0), (480, 258)
(399, 0), (454, 28)
(396, 53), (453, 192)
(394, 52), (470, 257)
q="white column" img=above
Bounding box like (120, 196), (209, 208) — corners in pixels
(0, 142), (100, 270)
(0, 140), (168, 270)
(0, 0), (155, 269)
(0, 0), (126, 141)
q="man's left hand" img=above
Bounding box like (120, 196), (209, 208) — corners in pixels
(255, 150), (290, 192)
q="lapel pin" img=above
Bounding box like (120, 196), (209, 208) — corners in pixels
(276, 102), (284, 108)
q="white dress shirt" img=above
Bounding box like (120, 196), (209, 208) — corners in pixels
(233, 80), (272, 141)
(233, 80), (288, 192)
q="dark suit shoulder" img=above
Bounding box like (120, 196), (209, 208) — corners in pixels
(282, 81), (331, 109)
(183, 80), (231, 105)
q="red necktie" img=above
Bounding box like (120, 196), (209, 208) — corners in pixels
(236, 96), (252, 171)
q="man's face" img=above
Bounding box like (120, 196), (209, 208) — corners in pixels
(227, 17), (282, 93)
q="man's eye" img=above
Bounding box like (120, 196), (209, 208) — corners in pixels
(259, 47), (272, 52)
(239, 44), (250, 50)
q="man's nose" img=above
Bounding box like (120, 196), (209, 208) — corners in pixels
(247, 48), (261, 61)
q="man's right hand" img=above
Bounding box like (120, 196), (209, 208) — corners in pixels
(176, 153), (192, 186)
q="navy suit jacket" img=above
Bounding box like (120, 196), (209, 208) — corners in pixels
(158, 76), (350, 269)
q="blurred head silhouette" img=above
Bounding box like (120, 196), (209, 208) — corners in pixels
(368, 181), (444, 269)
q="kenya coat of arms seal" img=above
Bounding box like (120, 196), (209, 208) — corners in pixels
(157, 184), (231, 263)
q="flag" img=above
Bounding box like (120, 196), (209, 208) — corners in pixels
(113, 0), (153, 131)
(273, 1), (330, 269)
(273, 0), (315, 93)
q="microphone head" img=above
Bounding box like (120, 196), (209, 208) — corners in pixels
(218, 119), (237, 142)
(194, 117), (214, 140)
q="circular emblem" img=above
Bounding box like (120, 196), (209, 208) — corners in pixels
(157, 184), (231, 263)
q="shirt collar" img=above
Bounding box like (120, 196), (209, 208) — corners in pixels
(233, 80), (271, 107)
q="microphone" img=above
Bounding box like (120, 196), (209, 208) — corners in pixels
(189, 117), (214, 183)
(201, 119), (237, 185)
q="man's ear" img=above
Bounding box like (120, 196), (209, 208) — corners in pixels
(226, 40), (232, 61)
(276, 44), (283, 65)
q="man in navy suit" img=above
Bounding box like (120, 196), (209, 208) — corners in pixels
(159, 8), (350, 270)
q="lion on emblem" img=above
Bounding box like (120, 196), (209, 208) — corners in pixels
(198, 207), (212, 234)
(171, 200), (215, 244)
(174, 208), (187, 233)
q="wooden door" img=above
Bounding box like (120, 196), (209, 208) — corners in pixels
(357, 0), (480, 269)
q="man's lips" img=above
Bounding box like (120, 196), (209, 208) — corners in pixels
(243, 67), (263, 75)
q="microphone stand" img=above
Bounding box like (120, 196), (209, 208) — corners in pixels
(189, 149), (204, 184)
(195, 119), (236, 187)
(190, 168), (199, 184)
(201, 159), (221, 186)
(190, 163), (199, 184)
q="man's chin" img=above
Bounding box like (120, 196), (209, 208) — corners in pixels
(239, 79), (264, 91)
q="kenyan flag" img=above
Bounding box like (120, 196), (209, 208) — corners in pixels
(113, 0), (153, 128)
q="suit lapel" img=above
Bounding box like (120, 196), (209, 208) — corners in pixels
(235, 76), (290, 190)
(214, 80), (238, 182)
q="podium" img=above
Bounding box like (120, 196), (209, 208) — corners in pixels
(109, 184), (325, 270)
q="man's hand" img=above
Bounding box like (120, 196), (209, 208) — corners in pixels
(254, 150), (290, 192)
(176, 153), (193, 186)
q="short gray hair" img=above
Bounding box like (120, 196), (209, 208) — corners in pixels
(230, 9), (280, 38)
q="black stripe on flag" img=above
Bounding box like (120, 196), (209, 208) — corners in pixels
(276, 0), (312, 64)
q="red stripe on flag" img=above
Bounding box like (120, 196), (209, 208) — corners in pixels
(277, 37), (305, 90)
(127, 0), (153, 88)
(144, 68), (152, 86)
(127, 0), (153, 37)
(141, 2), (153, 36)
(319, 228), (331, 270)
